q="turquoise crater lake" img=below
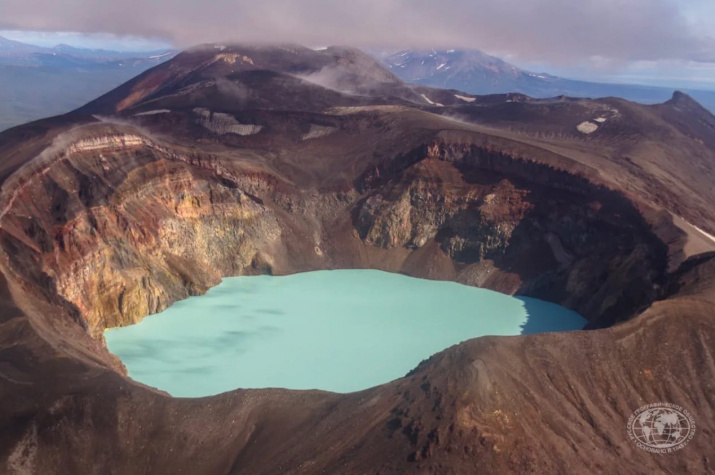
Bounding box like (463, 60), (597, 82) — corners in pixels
(105, 270), (586, 396)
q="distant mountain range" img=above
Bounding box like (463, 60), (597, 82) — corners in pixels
(3, 39), (714, 133)
(373, 49), (715, 113)
(0, 35), (176, 131)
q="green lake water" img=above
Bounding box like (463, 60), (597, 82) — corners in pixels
(105, 270), (586, 396)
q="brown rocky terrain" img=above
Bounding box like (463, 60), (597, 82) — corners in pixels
(0, 44), (714, 474)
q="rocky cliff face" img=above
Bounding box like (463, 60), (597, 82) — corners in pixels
(0, 129), (298, 336)
(355, 141), (669, 327)
(0, 125), (668, 341)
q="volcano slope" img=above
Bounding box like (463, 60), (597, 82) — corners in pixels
(0, 44), (714, 474)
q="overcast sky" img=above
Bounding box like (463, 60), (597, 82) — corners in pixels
(1, 0), (714, 88)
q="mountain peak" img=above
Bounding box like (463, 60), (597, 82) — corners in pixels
(78, 43), (412, 115)
(666, 90), (712, 114)
(670, 90), (698, 105)
(376, 48), (532, 94)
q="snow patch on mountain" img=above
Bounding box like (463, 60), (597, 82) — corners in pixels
(420, 94), (444, 107)
(577, 122), (599, 134)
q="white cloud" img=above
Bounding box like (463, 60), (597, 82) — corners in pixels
(0, 0), (713, 64)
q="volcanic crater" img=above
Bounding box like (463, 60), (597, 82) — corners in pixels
(1, 44), (714, 474)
